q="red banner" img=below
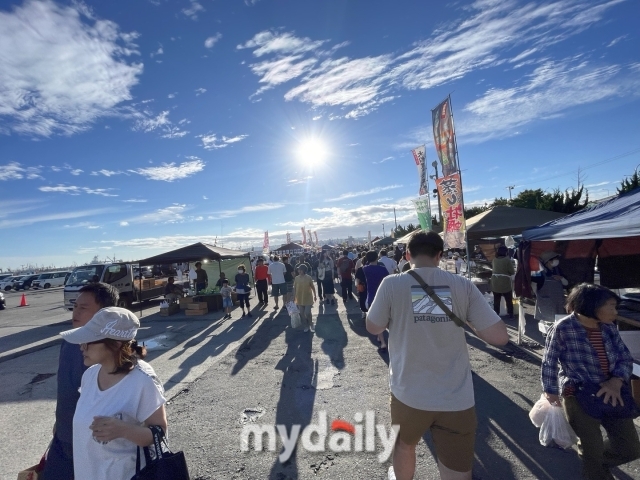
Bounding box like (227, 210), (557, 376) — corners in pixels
(262, 231), (269, 252)
(436, 173), (466, 249)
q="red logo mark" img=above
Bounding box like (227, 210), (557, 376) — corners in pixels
(330, 419), (355, 435)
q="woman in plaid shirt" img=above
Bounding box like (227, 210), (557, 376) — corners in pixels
(541, 283), (640, 480)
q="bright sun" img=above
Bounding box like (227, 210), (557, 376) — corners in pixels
(296, 138), (328, 165)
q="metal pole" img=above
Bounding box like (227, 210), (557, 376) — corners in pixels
(507, 185), (514, 201)
(431, 161), (442, 224)
(448, 94), (472, 279)
(393, 208), (398, 234)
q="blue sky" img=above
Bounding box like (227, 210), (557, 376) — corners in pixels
(1, 0), (639, 270)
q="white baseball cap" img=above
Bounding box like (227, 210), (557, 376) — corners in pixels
(60, 307), (140, 344)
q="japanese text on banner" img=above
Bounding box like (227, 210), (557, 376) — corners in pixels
(411, 145), (428, 196)
(263, 231), (270, 253)
(435, 173), (466, 249)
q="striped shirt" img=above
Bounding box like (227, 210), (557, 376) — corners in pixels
(586, 326), (610, 376)
(541, 314), (633, 396)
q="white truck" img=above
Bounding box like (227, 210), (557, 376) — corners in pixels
(63, 263), (173, 311)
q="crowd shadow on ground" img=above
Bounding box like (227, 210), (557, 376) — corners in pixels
(269, 324), (316, 479)
(345, 311), (389, 365)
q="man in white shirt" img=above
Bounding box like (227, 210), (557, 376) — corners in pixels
(378, 249), (398, 275)
(267, 256), (287, 310)
(366, 231), (508, 480)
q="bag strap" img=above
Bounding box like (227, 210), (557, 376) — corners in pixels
(135, 426), (169, 475)
(407, 270), (466, 329)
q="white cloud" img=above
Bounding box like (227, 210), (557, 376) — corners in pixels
(209, 203), (285, 220)
(168, 93), (177, 99)
(132, 110), (188, 138)
(237, 30), (327, 57)
(182, 1), (204, 20)
(197, 133), (249, 150)
(607, 35), (627, 47)
(373, 156), (394, 164)
(120, 221), (129, 226)
(326, 184), (403, 202)
(0, 208), (111, 229)
(239, 1), (624, 122)
(459, 59), (640, 141)
(90, 169), (123, 177)
(51, 166), (61, 172)
(150, 46), (163, 58)
(195, 88), (207, 96)
(0, 162), (41, 180)
(123, 199), (147, 203)
(129, 158), (205, 181)
(204, 33), (222, 48)
(125, 204), (191, 224)
(70, 169), (83, 175)
(38, 185), (118, 196)
(0, 0), (142, 137)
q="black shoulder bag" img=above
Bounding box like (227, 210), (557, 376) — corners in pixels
(131, 425), (190, 480)
(407, 270), (466, 329)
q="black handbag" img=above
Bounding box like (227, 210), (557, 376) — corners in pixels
(131, 425), (190, 480)
(574, 383), (640, 420)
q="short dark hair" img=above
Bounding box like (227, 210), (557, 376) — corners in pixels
(365, 250), (379, 263)
(273, 256), (280, 261)
(79, 282), (119, 308)
(222, 279), (229, 284)
(380, 249), (387, 257)
(343, 250), (349, 256)
(408, 231), (444, 258)
(298, 264), (308, 273)
(565, 283), (620, 319)
(282, 256), (289, 262)
(103, 339), (147, 375)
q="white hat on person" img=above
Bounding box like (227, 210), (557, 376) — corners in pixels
(60, 307), (140, 344)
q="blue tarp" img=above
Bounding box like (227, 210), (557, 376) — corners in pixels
(522, 188), (640, 241)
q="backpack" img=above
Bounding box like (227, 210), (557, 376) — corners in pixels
(338, 258), (351, 275)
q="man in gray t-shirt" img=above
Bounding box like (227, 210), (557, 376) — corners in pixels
(367, 231), (508, 480)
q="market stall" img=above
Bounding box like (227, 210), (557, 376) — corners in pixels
(137, 243), (252, 313)
(273, 242), (305, 255)
(516, 188), (640, 357)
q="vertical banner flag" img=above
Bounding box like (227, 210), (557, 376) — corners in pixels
(368, 231), (372, 246)
(286, 232), (291, 244)
(263, 231), (270, 253)
(301, 227), (306, 245)
(411, 145), (428, 196)
(307, 229), (313, 246)
(432, 97), (458, 177)
(412, 196), (432, 231)
(436, 173), (466, 249)
(314, 231), (319, 245)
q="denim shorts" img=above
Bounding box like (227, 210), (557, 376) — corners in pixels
(272, 283), (287, 296)
(222, 297), (233, 308)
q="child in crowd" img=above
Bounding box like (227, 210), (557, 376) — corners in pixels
(220, 279), (233, 319)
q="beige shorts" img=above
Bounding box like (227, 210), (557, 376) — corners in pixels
(390, 394), (477, 472)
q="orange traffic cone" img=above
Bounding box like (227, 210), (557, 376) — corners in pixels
(19, 293), (29, 307)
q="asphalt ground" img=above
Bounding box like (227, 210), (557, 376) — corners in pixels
(1, 287), (640, 479)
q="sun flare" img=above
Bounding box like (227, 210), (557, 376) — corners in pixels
(296, 137), (328, 166)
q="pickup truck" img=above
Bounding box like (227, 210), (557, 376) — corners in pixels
(63, 263), (183, 310)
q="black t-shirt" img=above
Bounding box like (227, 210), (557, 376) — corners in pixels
(284, 263), (294, 282)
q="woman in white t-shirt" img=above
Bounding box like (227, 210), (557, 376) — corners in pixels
(60, 307), (167, 480)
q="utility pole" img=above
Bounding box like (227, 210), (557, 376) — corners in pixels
(430, 161), (442, 223)
(382, 223), (385, 237)
(393, 208), (398, 234)
(506, 185), (515, 201)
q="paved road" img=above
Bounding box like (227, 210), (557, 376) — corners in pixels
(1, 291), (639, 479)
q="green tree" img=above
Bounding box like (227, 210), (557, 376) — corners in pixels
(464, 204), (490, 219)
(510, 189), (546, 209)
(537, 186), (589, 214)
(618, 170), (640, 194)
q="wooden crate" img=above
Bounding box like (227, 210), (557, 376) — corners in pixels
(187, 302), (208, 310)
(159, 304), (180, 316)
(185, 308), (208, 316)
(179, 297), (194, 310)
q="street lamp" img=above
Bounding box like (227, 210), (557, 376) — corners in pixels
(506, 185), (515, 201)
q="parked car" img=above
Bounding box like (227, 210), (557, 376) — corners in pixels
(32, 271), (71, 289)
(0, 290), (5, 309)
(0, 276), (22, 291)
(0, 274), (14, 282)
(14, 274), (40, 290)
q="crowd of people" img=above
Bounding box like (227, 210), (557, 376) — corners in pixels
(40, 232), (640, 480)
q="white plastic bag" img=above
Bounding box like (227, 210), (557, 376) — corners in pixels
(285, 301), (299, 315)
(539, 405), (578, 449)
(529, 394), (552, 428)
(290, 312), (302, 329)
